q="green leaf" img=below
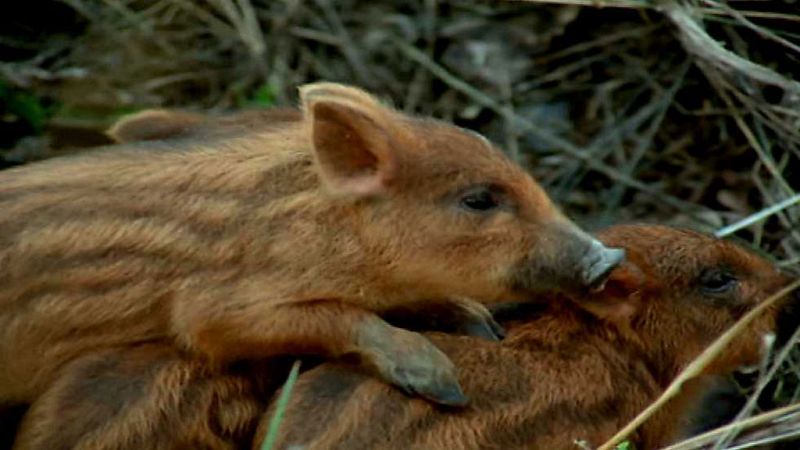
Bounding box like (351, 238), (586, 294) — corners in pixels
(250, 83), (276, 108)
(260, 360), (302, 450)
(615, 441), (634, 450)
(0, 82), (49, 134)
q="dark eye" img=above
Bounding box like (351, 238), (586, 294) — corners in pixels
(699, 269), (738, 295)
(460, 188), (500, 212)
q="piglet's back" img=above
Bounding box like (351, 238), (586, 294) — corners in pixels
(0, 114), (314, 401)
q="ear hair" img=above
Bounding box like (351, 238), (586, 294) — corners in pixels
(299, 83), (400, 198)
(106, 109), (204, 143)
(299, 82), (381, 111)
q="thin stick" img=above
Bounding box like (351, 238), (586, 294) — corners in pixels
(710, 328), (800, 449)
(510, 0), (652, 8)
(726, 428), (800, 450)
(393, 39), (715, 223)
(662, 402), (800, 450)
(701, 0), (800, 55)
(596, 278), (800, 450)
(712, 77), (794, 197)
(664, 3), (800, 93)
(715, 194), (800, 238)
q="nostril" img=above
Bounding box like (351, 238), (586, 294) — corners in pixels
(603, 247), (626, 268)
(582, 244), (625, 289)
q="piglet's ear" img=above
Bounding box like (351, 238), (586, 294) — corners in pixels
(299, 82), (381, 108)
(106, 109), (204, 143)
(579, 260), (646, 324)
(300, 83), (399, 197)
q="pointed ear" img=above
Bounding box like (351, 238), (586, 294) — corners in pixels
(300, 83), (399, 197)
(106, 109), (204, 143)
(299, 82), (381, 109)
(579, 260), (646, 324)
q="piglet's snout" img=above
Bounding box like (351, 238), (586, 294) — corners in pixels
(580, 239), (625, 291)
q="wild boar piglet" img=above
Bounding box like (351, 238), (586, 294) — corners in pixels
(0, 82), (622, 409)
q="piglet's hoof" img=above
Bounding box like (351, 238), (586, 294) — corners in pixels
(390, 361), (468, 407)
(451, 298), (506, 341)
(359, 323), (469, 407)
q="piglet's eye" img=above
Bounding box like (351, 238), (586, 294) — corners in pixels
(699, 269), (738, 295)
(459, 188), (500, 212)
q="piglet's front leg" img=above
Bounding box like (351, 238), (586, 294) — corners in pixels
(354, 315), (468, 406)
(172, 297), (468, 407)
(444, 297), (506, 341)
(381, 297), (506, 341)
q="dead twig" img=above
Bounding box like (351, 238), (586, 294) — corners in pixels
(662, 402), (800, 450)
(393, 38), (716, 224)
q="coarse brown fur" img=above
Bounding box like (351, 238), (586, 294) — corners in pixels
(255, 224), (791, 450)
(12, 345), (281, 450)
(8, 225), (792, 450)
(1, 82), (616, 411)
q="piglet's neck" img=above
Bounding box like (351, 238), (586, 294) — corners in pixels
(503, 305), (710, 448)
(637, 376), (725, 448)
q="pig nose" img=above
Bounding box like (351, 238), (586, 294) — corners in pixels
(581, 240), (625, 290)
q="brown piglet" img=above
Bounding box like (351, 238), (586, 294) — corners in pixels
(254, 224), (794, 450)
(0, 82), (622, 410)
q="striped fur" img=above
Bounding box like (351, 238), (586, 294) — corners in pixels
(9, 225), (791, 450)
(1, 83), (612, 413)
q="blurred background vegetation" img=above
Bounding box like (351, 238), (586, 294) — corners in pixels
(1, 1), (799, 447)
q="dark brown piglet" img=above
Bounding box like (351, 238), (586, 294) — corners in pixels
(255, 224), (792, 450)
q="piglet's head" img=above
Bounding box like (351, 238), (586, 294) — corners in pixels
(575, 224), (792, 382)
(300, 82), (623, 303)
